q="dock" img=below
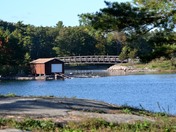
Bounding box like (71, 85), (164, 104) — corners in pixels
(0, 74), (70, 81)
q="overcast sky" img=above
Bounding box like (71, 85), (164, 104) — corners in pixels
(1, 0), (131, 26)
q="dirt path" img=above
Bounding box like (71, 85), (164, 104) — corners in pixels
(0, 97), (154, 125)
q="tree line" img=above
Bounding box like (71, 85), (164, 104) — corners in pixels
(0, 0), (175, 76)
(0, 20), (120, 76)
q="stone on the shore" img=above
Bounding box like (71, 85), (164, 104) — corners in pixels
(107, 65), (134, 71)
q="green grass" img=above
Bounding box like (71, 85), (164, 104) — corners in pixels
(1, 116), (176, 132)
(0, 93), (17, 98)
(146, 57), (176, 71)
(0, 118), (55, 131)
(122, 57), (176, 72)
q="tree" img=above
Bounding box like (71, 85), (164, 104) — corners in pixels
(0, 20), (67, 75)
(28, 26), (56, 59)
(56, 21), (64, 29)
(0, 28), (26, 75)
(79, 15), (125, 55)
(53, 27), (97, 56)
(106, 31), (126, 55)
(82, 1), (175, 34)
(80, 0), (176, 62)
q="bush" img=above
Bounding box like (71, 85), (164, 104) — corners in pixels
(147, 57), (176, 70)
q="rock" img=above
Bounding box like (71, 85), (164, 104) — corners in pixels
(107, 64), (158, 74)
(0, 97), (155, 129)
(0, 129), (30, 132)
(69, 111), (154, 124)
(107, 65), (134, 72)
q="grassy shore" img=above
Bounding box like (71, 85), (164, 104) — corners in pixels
(0, 109), (176, 131)
(108, 57), (176, 75)
(0, 95), (176, 131)
(0, 117), (143, 131)
(129, 57), (176, 72)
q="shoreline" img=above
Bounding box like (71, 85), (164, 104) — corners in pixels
(1, 64), (176, 81)
(0, 96), (155, 123)
(107, 64), (158, 73)
(0, 75), (66, 81)
(107, 64), (176, 75)
(1, 96), (176, 131)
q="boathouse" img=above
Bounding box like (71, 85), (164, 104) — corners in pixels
(30, 58), (64, 75)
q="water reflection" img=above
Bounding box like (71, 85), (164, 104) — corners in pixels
(65, 69), (129, 78)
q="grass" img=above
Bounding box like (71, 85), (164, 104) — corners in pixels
(1, 116), (176, 132)
(0, 93), (17, 98)
(0, 118), (55, 131)
(122, 57), (176, 72)
(146, 57), (176, 71)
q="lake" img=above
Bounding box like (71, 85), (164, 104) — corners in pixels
(0, 71), (176, 115)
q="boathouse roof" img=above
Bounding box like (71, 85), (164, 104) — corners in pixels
(30, 58), (63, 64)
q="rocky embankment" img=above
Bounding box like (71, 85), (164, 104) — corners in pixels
(0, 97), (154, 127)
(107, 64), (157, 74)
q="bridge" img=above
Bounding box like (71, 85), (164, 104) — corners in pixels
(58, 55), (126, 64)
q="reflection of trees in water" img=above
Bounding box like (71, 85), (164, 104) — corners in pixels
(65, 70), (108, 78)
(65, 70), (129, 78)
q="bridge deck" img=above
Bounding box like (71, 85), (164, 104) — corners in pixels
(58, 55), (125, 64)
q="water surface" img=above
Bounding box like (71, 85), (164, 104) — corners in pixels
(0, 73), (176, 114)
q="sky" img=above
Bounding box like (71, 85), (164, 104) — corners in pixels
(1, 0), (131, 27)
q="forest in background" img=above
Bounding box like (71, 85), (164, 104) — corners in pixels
(0, 0), (175, 76)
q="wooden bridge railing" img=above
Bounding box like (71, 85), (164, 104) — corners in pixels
(57, 55), (126, 64)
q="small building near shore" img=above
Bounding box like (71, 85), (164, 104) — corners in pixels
(30, 58), (64, 76)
